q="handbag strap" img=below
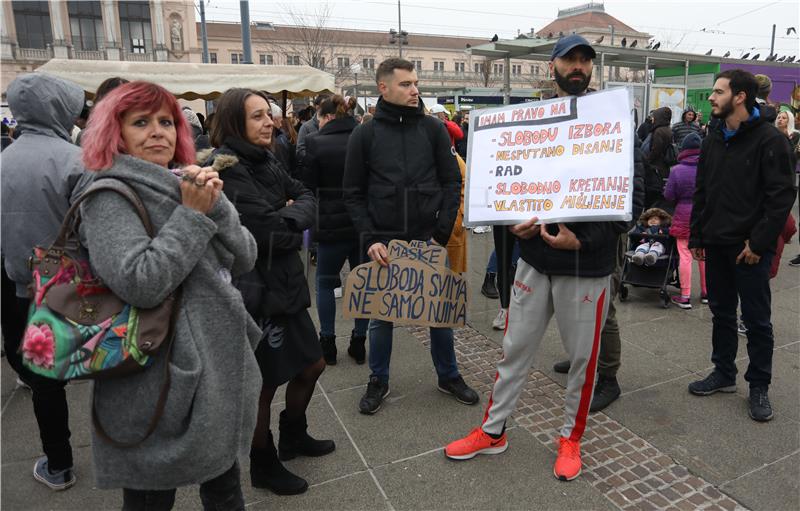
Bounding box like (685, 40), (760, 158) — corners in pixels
(53, 177), (154, 252)
(91, 287), (183, 449)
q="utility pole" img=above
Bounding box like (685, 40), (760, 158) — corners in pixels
(769, 24), (776, 59)
(199, 0), (209, 63)
(398, 0), (403, 58)
(240, 1), (252, 64)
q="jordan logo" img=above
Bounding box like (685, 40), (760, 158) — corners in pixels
(581, 295), (593, 303)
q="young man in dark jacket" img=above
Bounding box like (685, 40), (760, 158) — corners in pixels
(343, 58), (478, 415)
(445, 35), (629, 482)
(688, 69), (795, 422)
(671, 106), (703, 146)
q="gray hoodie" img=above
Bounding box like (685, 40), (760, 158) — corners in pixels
(1, 73), (91, 296)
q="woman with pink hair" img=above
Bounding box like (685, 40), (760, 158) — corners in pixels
(79, 81), (261, 509)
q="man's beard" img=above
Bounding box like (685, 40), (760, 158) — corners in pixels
(554, 67), (591, 95)
(710, 97), (734, 119)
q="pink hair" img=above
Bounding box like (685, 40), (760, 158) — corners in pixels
(81, 81), (195, 171)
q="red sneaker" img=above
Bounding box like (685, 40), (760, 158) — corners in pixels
(553, 437), (582, 481)
(445, 427), (508, 460)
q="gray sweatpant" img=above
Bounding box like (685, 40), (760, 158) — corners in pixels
(482, 260), (610, 441)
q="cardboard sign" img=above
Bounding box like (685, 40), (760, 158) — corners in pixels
(342, 240), (468, 328)
(464, 88), (634, 226)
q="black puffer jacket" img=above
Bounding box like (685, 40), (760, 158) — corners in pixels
(302, 116), (358, 242)
(207, 137), (316, 316)
(343, 97), (461, 249)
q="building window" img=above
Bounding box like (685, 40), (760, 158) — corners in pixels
(493, 63), (504, 75)
(454, 62), (465, 73)
(311, 56), (325, 69)
(512, 64), (522, 75)
(68, 1), (103, 51)
(530, 64), (540, 76)
(362, 58), (375, 70)
(259, 54), (274, 65)
(286, 55), (300, 65)
(119, 0), (152, 54)
(231, 53), (244, 64)
(433, 61), (444, 72)
(209, 52), (217, 63)
(412, 59), (423, 71)
(474, 62), (482, 74)
(12, 1), (52, 49)
(337, 57), (350, 69)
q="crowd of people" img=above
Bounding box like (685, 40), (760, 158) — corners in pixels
(1, 32), (798, 509)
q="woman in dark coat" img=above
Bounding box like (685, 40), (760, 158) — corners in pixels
(205, 88), (334, 496)
(302, 95), (367, 365)
(644, 106), (674, 208)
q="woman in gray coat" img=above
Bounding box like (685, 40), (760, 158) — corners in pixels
(79, 81), (261, 510)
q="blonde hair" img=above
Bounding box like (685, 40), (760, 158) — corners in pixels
(775, 110), (797, 136)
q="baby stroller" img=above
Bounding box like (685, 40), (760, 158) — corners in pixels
(618, 229), (679, 308)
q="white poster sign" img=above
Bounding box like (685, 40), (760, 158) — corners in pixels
(464, 88), (633, 226)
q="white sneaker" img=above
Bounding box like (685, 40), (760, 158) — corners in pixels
(473, 225), (492, 234)
(334, 287), (343, 299)
(492, 309), (508, 330)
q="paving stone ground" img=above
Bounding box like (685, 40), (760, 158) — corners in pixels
(2, 226), (798, 510)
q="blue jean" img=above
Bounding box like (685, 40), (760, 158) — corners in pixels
(316, 240), (369, 338)
(368, 319), (460, 384)
(705, 245), (775, 388)
(485, 241), (521, 273)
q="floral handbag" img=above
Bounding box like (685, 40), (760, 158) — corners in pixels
(21, 178), (180, 382)
(20, 178), (181, 447)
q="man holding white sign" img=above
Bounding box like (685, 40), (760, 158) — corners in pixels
(446, 35), (631, 482)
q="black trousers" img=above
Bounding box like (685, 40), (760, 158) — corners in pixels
(705, 245), (775, 388)
(122, 462), (244, 511)
(1, 263), (73, 470)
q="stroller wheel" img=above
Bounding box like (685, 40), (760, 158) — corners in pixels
(619, 284), (629, 301)
(660, 289), (670, 309)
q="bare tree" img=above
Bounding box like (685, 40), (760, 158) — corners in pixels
(470, 59), (498, 88)
(255, 2), (387, 89)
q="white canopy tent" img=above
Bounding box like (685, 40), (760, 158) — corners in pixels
(35, 59), (335, 100)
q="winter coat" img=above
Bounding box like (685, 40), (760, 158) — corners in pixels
(663, 148), (701, 238)
(208, 137), (316, 317)
(343, 97), (461, 249)
(648, 107), (674, 177)
(446, 153), (467, 273)
(771, 213), (796, 278)
(690, 108), (796, 255)
(79, 154), (261, 490)
(302, 116), (359, 242)
(671, 109), (703, 146)
(637, 118), (653, 141)
(295, 116), (319, 164)
(0, 73), (93, 297)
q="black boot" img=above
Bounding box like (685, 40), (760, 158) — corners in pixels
(590, 376), (621, 413)
(320, 334), (337, 365)
(480, 272), (500, 299)
(347, 331), (366, 364)
(278, 410), (336, 461)
(249, 431), (308, 495)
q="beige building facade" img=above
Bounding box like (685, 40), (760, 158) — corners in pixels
(2, 1), (649, 99)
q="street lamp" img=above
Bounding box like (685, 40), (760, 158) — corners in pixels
(350, 63), (362, 112)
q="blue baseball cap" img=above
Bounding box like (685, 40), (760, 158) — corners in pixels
(550, 34), (597, 61)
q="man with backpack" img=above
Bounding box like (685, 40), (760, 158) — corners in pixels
(343, 58), (479, 415)
(1, 73), (92, 491)
(643, 106), (677, 208)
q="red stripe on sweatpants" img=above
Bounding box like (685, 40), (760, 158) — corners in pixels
(569, 288), (606, 442)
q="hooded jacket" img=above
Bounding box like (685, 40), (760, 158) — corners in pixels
(647, 107), (674, 175)
(671, 108), (703, 146)
(302, 115), (359, 242)
(663, 148), (701, 238)
(206, 137), (316, 317)
(343, 97), (462, 249)
(1, 73), (93, 297)
(78, 154), (261, 490)
(690, 107), (796, 254)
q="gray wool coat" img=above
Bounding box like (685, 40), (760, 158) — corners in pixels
(79, 154), (262, 490)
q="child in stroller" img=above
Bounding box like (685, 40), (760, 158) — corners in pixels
(631, 208), (672, 266)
